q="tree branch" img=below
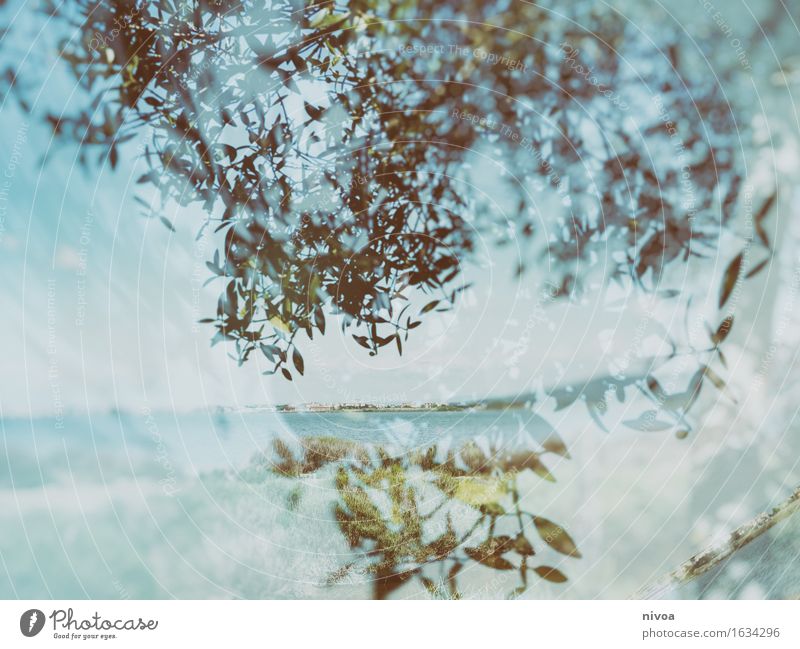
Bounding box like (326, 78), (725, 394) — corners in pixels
(634, 485), (800, 599)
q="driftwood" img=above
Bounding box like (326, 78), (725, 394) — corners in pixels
(634, 485), (800, 599)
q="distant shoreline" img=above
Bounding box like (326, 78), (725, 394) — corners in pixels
(274, 405), (468, 413)
(258, 399), (535, 414)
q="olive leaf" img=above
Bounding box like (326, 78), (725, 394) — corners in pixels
(719, 253), (743, 308)
(711, 316), (733, 346)
(533, 516), (582, 558)
(623, 410), (673, 432)
(533, 565), (568, 583)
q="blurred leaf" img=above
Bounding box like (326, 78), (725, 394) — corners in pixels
(711, 316), (733, 345)
(533, 516), (581, 558)
(270, 316), (291, 333)
(447, 562), (462, 600)
(533, 565), (568, 583)
(541, 431), (569, 458)
(420, 576), (439, 596)
(504, 451), (556, 482)
(352, 334), (371, 349)
(623, 410), (672, 432)
(374, 569), (416, 600)
(719, 253), (743, 308)
(453, 477), (506, 507)
(514, 533), (535, 556)
(313, 307), (326, 334)
(292, 347), (305, 375)
(701, 365), (727, 392)
(260, 343), (276, 361)
(304, 101), (324, 120)
(465, 537), (515, 570)
(159, 216), (176, 232)
(745, 258), (770, 278)
(420, 300), (440, 314)
(754, 191), (776, 249)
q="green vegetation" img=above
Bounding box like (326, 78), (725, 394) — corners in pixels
(270, 434), (578, 598)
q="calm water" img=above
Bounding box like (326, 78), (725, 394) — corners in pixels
(1, 410), (796, 599)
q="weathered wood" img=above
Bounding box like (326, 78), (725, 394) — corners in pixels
(634, 485), (800, 599)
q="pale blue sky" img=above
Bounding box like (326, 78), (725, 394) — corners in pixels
(0, 93), (654, 417)
(0, 1), (694, 418)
